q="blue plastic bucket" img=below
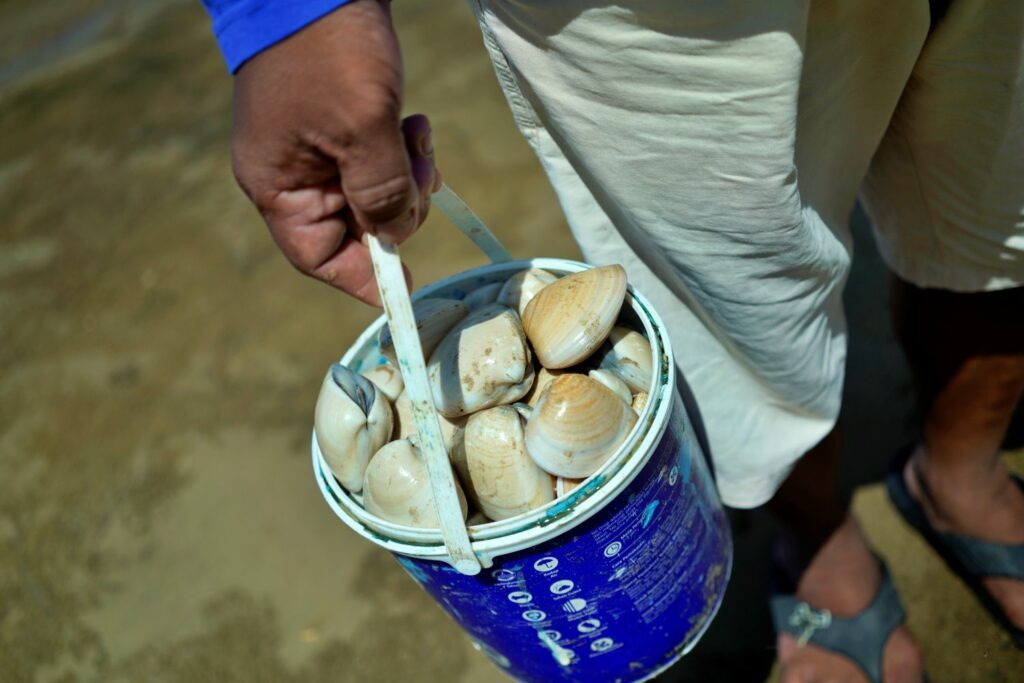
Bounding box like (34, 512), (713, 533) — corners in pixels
(313, 258), (732, 682)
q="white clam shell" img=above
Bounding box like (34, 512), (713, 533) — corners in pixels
(427, 303), (535, 418)
(522, 265), (627, 369)
(595, 326), (653, 393)
(496, 268), (559, 315)
(525, 373), (637, 478)
(360, 361), (404, 403)
(454, 405), (554, 521)
(462, 282), (502, 311)
(393, 389), (465, 447)
(588, 368), (632, 406)
(524, 367), (565, 407)
(314, 364), (393, 493)
(631, 390), (649, 417)
(362, 439), (468, 528)
(378, 298), (468, 365)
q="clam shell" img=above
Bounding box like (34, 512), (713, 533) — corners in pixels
(631, 390), (649, 417)
(511, 402), (533, 422)
(496, 268), (558, 315)
(393, 389), (465, 447)
(449, 427), (473, 494)
(314, 364), (393, 492)
(523, 367), (565, 407)
(456, 405), (554, 521)
(525, 373), (637, 478)
(521, 265), (627, 369)
(378, 298), (468, 365)
(462, 282), (502, 311)
(427, 303), (535, 418)
(360, 361), (404, 403)
(595, 326), (653, 394)
(588, 368), (632, 406)
(362, 439), (468, 528)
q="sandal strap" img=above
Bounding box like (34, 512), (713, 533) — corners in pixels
(913, 459), (1024, 581)
(938, 530), (1024, 581)
(771, 566), (905, 683)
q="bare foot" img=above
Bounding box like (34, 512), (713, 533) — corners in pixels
(777, 517), (925, 683)
(905, 446), (1024, 629)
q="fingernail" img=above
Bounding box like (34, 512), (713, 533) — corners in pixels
(420, 131), (433, 157)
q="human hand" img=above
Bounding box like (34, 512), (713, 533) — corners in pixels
(231, 0), (440, 305)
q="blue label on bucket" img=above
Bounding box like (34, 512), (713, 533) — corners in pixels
(394, 395), (732, 683)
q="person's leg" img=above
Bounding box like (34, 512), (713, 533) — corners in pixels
(859, 0), (1024, 649)
(471, 0), (929, 679)
(763, 0), (937, 678)
(893, 281), (1024, 628)
(769, 429), (926, 683)
(769, 426), (844, 555)
(780, 0), (1024, 666)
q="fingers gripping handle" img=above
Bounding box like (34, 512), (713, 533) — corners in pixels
(366, 234), (482, 576)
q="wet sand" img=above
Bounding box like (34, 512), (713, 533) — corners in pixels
(1, 1), (1021, 681)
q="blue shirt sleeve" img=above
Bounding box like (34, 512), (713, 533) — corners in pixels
(202, 0), (354, 73)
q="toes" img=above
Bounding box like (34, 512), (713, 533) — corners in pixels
(778, 622), (924, 683)
(883, 626), (926, 683)
(781, 667), (812, 683)
(777, 635), (813, 683)
(777, 634), (798, 663)
(777, 634), (806, 683)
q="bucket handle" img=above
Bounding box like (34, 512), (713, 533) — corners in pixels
(432, 183), (512, 264)
(366, 183), (510, 576)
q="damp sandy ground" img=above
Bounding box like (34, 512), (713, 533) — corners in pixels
(1, 2), (1022, 681)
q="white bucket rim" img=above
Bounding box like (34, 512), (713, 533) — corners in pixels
(312, 257), (676, 565)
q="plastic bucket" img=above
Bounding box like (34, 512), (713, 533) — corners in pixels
(312, 257), (733, 682)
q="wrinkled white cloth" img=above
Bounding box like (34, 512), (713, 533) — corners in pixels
(468, 0), (1024, 507)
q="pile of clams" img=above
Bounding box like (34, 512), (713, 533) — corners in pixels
(314, 265), (654, 529)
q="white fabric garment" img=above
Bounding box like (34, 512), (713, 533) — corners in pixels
(468, 0), (1024, 507)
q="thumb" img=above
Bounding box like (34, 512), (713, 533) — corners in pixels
(338, 108), (419, 243)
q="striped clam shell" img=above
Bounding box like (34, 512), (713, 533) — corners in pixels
(521, 265), (627, 369)
(524, 373), (637, 478)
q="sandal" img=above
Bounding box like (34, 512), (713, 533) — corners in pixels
(771, 561), (922, 683)
(886, 445), (1024, 649)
